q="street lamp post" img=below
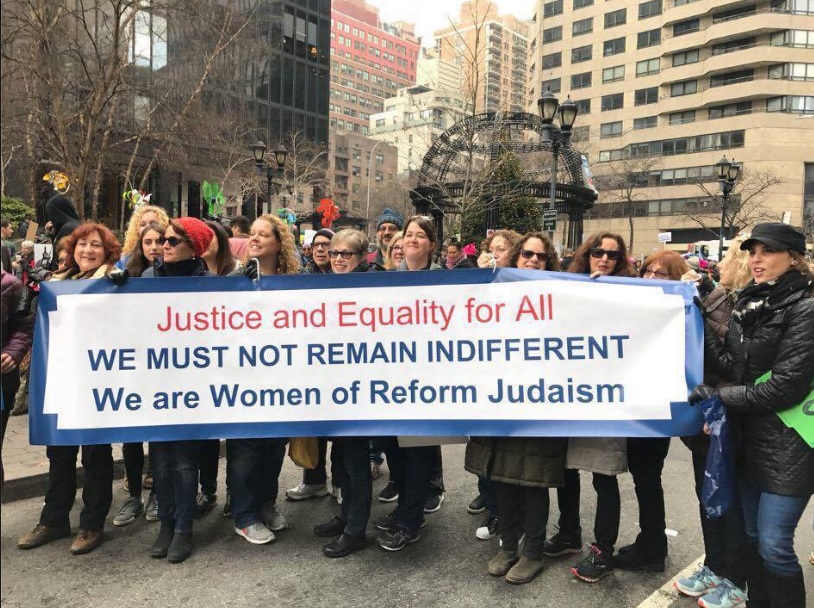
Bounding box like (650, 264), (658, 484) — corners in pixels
(714, 155), (741, 259)
(365, 139), (385, 238)
(536, 89), (578, 242)
(251, 140), (288, 220)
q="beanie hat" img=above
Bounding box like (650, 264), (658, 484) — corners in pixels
(314, 228), (335, 242)
(173, 217), (214, 257)
(685, 256), (702, 271)
(376, 208), (404, 230)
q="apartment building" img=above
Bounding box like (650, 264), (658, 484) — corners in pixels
(331, 132), (399, 218)
(531, 0), (814, 254)
(435, 0), (534, 113)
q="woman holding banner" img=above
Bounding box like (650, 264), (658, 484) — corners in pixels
(226, 214), (299, 545)
(142, 217), (215, 563)
(692, 223), (814, 608)
(546, 232), (635, 584)
(466, 231), (566, 585)
(18, 222), (121, 556)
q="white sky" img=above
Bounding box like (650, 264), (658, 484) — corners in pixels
(373, 0), (537, 47)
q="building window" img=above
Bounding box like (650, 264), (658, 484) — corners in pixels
(635, 87), (659, 105)
(637, 28), (661, 48)
(710, 69), (754, 87)
(604, 9), (627, 28)
(602, 65), (625, 83)
(672, 49), (700, 66)
(543, 0), (563, 17)
(671, 80), (697, 96)
(708, 101), (753, 119)
(571, 72), (592, 89)
(636, 58), (660, 77)
(130, 10), (167, 71)
(712, 37), (756, 55)
(541, 78), (562, 93)
(767, 96), (814, 114)
(575, 98), (591, 114)
(771, 0), (814, 15)
(603, 37), (626, 56)
(674, 18), (700, 36)
(601, 93), (624, 111)
(573, 18), (593, 36)
(770, 30), (814, 48)
(600, 121), (623, 138)
(543, 52), (562, 69)
(712, 4), (757, 23)
(638, 0), (662, 19)
(574, 0), (593, 8)
(543, 26), (563, 43)
(768, 63), (814, 80)
(633, 116), (658, 130)
(571, 45), (592, 63)
(669, 110), (696, 125)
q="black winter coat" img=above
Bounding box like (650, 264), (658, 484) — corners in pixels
(705, 272), (814, 497)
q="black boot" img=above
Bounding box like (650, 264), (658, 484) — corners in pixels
(765, 570), (806, 608)
(167, 531), (193, 564)
(150, 521), (175, 559)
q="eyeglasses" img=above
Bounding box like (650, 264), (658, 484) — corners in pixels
(378, 225), (399, 233)
(644, 267), (670, 280)
(520, 250), (549, 262)
(158, 236), (186, 248)
(328, 250), (361, 259)
(312, 242), (330, 250)
(589, 248), (622, 261)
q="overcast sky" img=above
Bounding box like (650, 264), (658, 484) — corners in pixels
(373, 0), (537, 47)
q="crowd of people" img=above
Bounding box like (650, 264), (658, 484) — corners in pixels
(1, 195), (812, 608)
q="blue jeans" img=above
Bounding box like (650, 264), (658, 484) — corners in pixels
(740, 480), (810, 576)
(153, 440), (202, 533)
(226, 438), (286, 529)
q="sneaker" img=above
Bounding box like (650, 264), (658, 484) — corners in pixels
(476, 516), (499, 540)
(330, 484), (343, 506)
(698, 578), (748, 608)
(193, 492), (217, 519)
(467, 494), (486, 515)
(378, 481), (399, 503)
(222, 492), (232, 518)
(145, 493), (159, 522)
(423, 490), (445, 514)
(370, 461), (381, 481)
(378, 528), (420, 551)
(373, 510), (425, 532)
(262, 502), (288, 532)
(112, 496), (144, 527)
(674, 565), (722, 597)
(571, 544), (614, 583)
(285, 482), (329, 501)
(542, 532), (582, 557)
(235, 522), (275, 545)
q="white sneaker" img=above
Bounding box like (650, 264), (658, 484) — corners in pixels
(263, 502), (289, 531)
(235, 522), (275, 545)
(285, 483), (329, 501)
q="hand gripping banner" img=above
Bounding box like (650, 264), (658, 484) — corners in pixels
(30, 269), (703, 445)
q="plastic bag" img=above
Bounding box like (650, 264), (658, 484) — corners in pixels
(701, 395), (735, 518)
(288, 437), (319, 469)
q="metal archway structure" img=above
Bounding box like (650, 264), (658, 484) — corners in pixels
(410, 111), (597, 249)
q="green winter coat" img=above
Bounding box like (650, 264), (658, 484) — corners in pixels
(464, 436), (568, 488)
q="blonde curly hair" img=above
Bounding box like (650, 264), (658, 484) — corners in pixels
(249, 214), (301, 275)
(719, 236), (752, 290)
(122, 204), (170, 255)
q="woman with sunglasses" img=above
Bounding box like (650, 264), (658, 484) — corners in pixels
(312, 229), (380, 557)
(610, 252), (690, 577)
(544, 232), (635, 583)
(141, 217), (215, 564)
(467, 232), (566, 585)
(692, 223), (813, 608)
(226, 214), (299, 545)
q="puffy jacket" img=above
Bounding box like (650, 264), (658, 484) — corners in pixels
(465, 437), (567, 488)
(1, 269), (34, 365)
(705, 272), (814, 496)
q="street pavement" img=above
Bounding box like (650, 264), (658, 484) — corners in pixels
(1, 429), (812, 608)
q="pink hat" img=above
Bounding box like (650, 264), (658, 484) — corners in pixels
(173, 217), (214, 257)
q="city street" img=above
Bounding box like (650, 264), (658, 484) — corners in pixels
(2, 441), (812, 608)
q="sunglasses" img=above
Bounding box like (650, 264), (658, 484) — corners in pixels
(329, 250), (361, 259)
(158, 236), (186, 248)
(312, 242), (330, 250)
(520, 250), (549, 262)
(589, 248), (622, 261)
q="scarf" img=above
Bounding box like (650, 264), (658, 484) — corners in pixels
(733, 270), (812, 326)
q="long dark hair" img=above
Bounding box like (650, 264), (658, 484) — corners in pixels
(126, 222), (165, 277)
(507, 232), (561, 271)
(204, 220), (237, 276)
(569, 232), (635, 277)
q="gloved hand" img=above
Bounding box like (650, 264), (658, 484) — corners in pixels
(689, 384), (717, 404)
(107, 268), (129, 286)
(243, 258), (259, 280)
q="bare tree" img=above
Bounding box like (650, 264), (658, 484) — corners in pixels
(281, 129), (329, 214)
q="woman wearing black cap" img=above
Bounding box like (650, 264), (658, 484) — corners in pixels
(692, 222), (813, 608)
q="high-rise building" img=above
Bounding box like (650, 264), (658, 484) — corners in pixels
(531, 0), (814, 253)
(331, 132), (399, 218)
(434, 0), (534, 113)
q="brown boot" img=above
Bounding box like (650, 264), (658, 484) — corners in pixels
(488, 549), (519, 576)
(70, 529), (103, 555)
(18, 523), (72, 550)
(505, 556), (545, 584)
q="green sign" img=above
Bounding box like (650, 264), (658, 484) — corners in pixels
(755, 371), (814, 447)
(543, 208), (557, 232)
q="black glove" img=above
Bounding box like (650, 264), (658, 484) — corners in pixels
(243, 258), (259, 280)
(689, 384), (717, 404)
(107, 268), (129, 286)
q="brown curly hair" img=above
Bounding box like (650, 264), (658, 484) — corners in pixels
(61, 222), (121, 272)
(508, 232), (561, 271)
(569, 232), (635, 277)
(248, 214), (302, 275)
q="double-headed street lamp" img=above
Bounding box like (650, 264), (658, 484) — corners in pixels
(537, 89), (578, 240)
(251, 140), (288, 219)
(714, 155), (741, 258)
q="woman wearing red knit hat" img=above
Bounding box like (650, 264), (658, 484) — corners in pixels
(141, 217), (214, 563)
